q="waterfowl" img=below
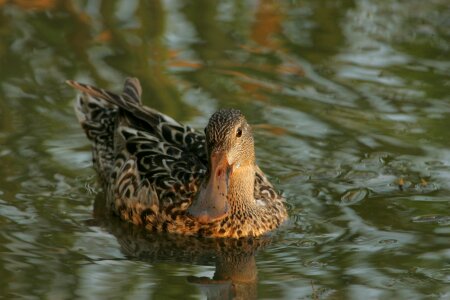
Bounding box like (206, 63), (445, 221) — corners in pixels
(67, 78), (287, 238)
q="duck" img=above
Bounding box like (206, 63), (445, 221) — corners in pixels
(67, 77), (287, 238)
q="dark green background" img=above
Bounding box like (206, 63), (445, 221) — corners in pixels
(0, 0), (449, 299)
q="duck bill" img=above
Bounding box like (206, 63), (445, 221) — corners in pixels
(187, 151), (231, 224)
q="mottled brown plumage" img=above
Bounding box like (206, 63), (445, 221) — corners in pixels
(67, 77), (287, 238)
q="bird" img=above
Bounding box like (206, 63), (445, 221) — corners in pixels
(67, 77), (287, 238)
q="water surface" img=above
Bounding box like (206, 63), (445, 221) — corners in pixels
(0, 1), (449, 299)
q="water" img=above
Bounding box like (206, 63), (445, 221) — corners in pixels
(1, 1), (449, 299)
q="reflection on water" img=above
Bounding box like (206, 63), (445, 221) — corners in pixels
(90, 193), (261, 300)
(0, 0), (449, 299)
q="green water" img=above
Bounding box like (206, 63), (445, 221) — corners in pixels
(1, 1), (449, 299)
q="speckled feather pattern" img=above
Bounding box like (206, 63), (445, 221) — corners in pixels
(68, 78), (287, 238)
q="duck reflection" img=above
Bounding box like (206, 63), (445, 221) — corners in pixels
(90, 193), (269, 299)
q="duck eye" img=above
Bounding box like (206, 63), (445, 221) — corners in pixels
(236, 127), (242, 138)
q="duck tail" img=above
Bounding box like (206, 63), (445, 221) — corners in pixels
(66, 77), (142, 108)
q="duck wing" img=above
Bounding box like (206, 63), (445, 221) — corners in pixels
(68, 78), (208, 213)
(254, 165), (285, 207)
(68, 78), (207, 163)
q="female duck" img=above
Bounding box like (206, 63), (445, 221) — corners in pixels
(67, 78), (287, 238)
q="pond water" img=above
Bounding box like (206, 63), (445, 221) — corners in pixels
(1, 0), (449, 299)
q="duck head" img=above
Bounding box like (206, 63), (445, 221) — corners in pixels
(188, 109), (255, 224)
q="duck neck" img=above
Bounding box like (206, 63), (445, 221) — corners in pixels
(228, 165), (256, 212)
